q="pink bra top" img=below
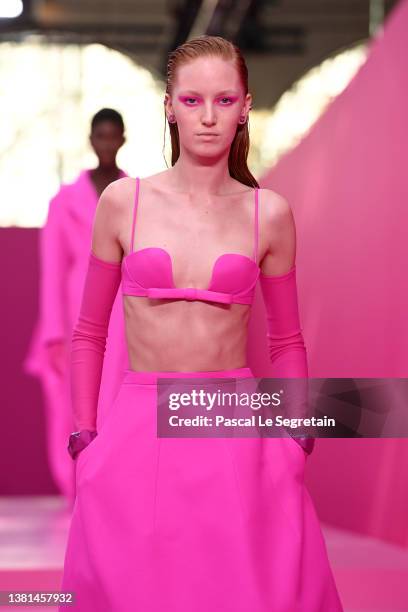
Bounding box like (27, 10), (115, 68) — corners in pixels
(121, 177), (260, 305)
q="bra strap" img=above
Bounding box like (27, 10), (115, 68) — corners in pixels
(253, 187), (259, 264)
(130, 177), (140, 253)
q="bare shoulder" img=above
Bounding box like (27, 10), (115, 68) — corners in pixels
(91, 177), (137, 261)
(257, 188), (297, 272)
(258, 187), (294, 230)
(97, 176), (136, 215)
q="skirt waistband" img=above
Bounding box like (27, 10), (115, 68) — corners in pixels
(122, 366), (254, 386)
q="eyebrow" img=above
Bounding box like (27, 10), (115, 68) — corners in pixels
(178, 90), (239, 96)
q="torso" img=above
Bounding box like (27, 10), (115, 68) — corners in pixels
(113, 170), (274, 372)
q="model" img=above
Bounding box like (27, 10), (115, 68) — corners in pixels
(59, 36), (343, 611)
(24, 109), (129, 503)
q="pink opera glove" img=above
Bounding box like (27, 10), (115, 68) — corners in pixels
(71, 252), (122, 431)
(259, 265), (315, 454)
(259, 265), (308, 377)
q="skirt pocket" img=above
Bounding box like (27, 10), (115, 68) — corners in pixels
(286, 434), (308, 463)
(75, 385), (126, 479)
(75, 432), (101, 478)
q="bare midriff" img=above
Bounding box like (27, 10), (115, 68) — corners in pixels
(123, 296), (251, 372)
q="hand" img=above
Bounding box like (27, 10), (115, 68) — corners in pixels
(68, 430), (98, 460)
(45, 339), (68, 377)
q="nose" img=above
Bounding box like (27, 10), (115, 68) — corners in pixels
(201, 102), (217, 126)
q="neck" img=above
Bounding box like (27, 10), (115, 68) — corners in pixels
(168, 147), (234, 195)
(92, 163), (120, 179)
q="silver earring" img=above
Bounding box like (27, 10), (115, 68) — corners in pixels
(239, 115), (247, 124)
(168, 114), (176, 124)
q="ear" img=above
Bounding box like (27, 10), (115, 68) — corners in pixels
(164, 93), (173, 115)
(244, 92), (253, 115)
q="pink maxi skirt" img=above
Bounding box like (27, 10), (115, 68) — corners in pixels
(59, 367), (343, 612)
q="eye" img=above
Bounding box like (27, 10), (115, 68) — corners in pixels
(182, 97), (199, 105)
(218, 97), (234, 105)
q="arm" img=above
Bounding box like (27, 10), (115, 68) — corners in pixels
(40, 190), (70, 345)
(70, 182), (124, 435)
(259, 193), (314, 454)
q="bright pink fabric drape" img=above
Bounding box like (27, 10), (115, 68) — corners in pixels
(247, 0), (408, 546)
(24, 169), (129, 503)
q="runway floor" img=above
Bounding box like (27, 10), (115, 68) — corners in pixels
(0, 496), (407, 611)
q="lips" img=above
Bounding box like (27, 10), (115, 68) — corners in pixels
(196, 133), (219, 136)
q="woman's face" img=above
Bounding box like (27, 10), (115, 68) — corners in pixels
(165, 56), (252, 159)
(89, 120), (125, 167)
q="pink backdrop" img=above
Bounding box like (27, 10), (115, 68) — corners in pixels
(247, 0), (408, 546)
(1, 228), (57, 494)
